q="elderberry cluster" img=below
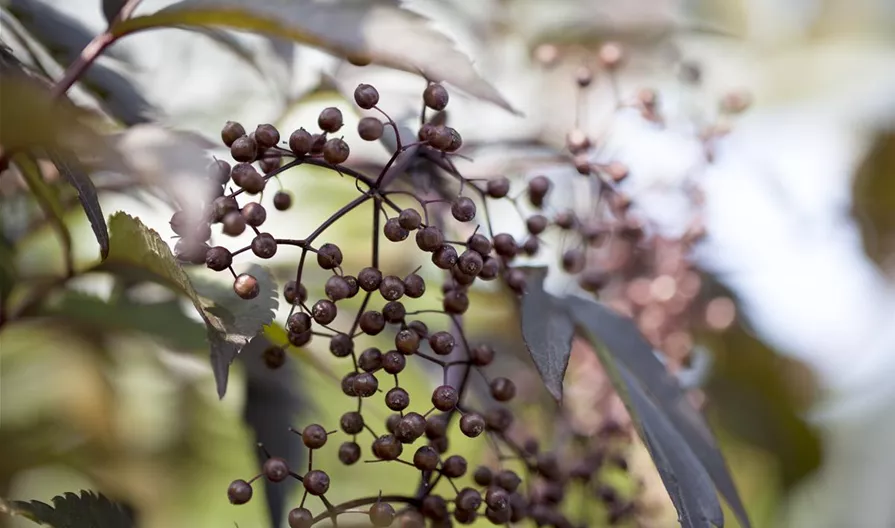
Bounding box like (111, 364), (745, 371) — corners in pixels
(168, 79), (640, 527)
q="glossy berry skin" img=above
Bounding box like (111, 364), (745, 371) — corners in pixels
(490, 377), (516, 401)
(431, 385), (458, 411)
(318, 107), (344, 133)
(372, 434), (403, 460)
(359, 310), (386, 335)
(379, 275), (405, 301)
(413, 445), (440, 471)
(369, 502), (396, 527)
(227, 479), (253, 504)
(415, 226), (443, 252)
(354, 83), (380, 109)
(432, 244), (458, 269)
(273, 191), (292, 211)
(357, 266), (383, 291)
(205, 246), (232, 271)
(302, 424), (328, 449)
(222, 210), (247, 236)
(251, 233), (277, 259)
(358, 347), (383, 372)
(423, 83), (449, 110)
(233, 274), (260, 299)
(289, 128), (313, 155)
(323, 138), (350, 164)
(385, 387), (410, 411)
(221, 121), (246, 147)
(486, 177), (510, 198)
(429, 331), (455, 355)
(325, 275), (351, 301)
(394, 412), (426, 443)
(382, 350), (406, 374)
(316, 243), (343, 269)
(287, 507), (313, 528)
(254, 123), (280, 149)
(459, 412), (485, 438)
(383, 217), (409, 242)
(442, 455), (468, 478)
(338, 441), (361, 465)
(398, 208), (422, 230)
(403, 273), (426, 298)
(303, 469), (330, 496)
(473, 466), (493, 486)
(241, 202), (267, 227)
(352, 372), (379, 397)
(230, 135), (257, 162)
(312, 299), (337, 325)
(283, 281), (308, 305)
(451, 197), (476, 222)
(358, 117), (384, 141)
(340, 411), (364, 434)
(287, 312), (312, 334)
(263, 457), (290, 482)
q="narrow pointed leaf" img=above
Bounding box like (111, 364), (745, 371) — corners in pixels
(519, 266), (574, 401)
(619, 366), (724, 527)
(110, 0), (517, 113)
(48, 151), (109, 259)
(567, 295), (751, 528)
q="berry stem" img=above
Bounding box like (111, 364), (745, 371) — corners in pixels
(309, 495), (421, 525)
(50, 0), (144, 99)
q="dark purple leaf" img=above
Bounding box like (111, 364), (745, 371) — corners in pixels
(567, 295), (751, 528)
(519, 266), (574, 402)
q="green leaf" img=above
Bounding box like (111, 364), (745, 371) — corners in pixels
(110, 0), (517, 113)
(519, 266), (574, 402)
(13, 153), (74, 275)
(47, 150), (109, 260)
(103, 212), (279, 397)
(2, 490), (133, 528)
(567, 295), (751, 528)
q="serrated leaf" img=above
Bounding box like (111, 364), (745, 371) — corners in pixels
(239, 333), (303, 528)
(191, 266), (279, 397)
(110, 0), (517, 113)
(104, 212), (278, 397)
(13, 153), (74, 275)
(48, 151), (109, 260)
(7, 0), (152, 125)
(519, 266), (574, 402)
(2, 490), (133, 528)
(567, 295), (751, 528)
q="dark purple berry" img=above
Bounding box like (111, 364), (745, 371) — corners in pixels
(227, 479), (253, 504)
(354, 83), (380, 109)
(233, 273), (259, 299)
(423, 83), (449, 111)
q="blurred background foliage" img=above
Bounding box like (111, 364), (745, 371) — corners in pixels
(3, 0), (895, 527)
